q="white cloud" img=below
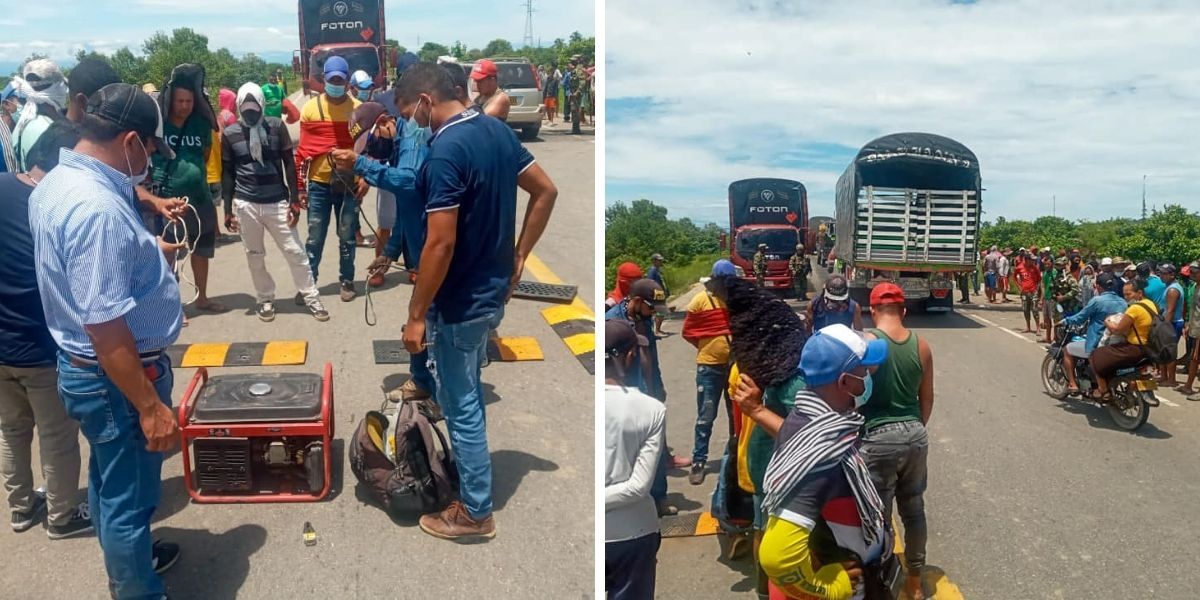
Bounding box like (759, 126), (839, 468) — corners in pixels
(605, 0), (1200, 222)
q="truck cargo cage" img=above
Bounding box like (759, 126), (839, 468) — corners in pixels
(854, 186), (978, 266)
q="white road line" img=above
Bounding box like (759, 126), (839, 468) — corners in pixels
(1157, 394), (1180, 407)
(963, 312), (1035, 344)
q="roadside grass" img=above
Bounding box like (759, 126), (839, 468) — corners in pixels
(662, 252), (724, 300)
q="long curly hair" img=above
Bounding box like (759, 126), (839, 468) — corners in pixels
(723, 277), (809, 388)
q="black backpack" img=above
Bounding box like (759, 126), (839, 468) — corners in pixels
(349, 400), (458, 517)
(1130, 301), (1178, 364)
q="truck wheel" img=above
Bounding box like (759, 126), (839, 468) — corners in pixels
(522, 125), (541, 141)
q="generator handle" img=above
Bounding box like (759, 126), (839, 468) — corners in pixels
(178, 367), (209, 429)
(321, 362), (334, 437)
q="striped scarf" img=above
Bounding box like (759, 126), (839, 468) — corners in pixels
(761, 390), (885, 547)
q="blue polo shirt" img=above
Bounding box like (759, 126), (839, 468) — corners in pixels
(0, 174), (57, 366)
(28, 149), (183, 357)
(417, 109), (534, 324)
(605, 300), (665, 401)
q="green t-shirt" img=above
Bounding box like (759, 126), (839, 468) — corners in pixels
(261, 83), (284, 118)
(163, 115), (211, 175)
(151, 156), (211, 208)
(1041, 268), (1056, 300)
(747, 373), (806, 492)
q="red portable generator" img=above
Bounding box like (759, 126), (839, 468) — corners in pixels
(177, 363), (334, 503)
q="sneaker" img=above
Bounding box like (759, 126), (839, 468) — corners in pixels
(384, 378), (431, 403)
(418, 501), (495, 541)
(294, 292), (306, 306)
(47, 503), (93, 539)
(339, 281), (357, 302)
(307, 300), (330, 322)
(11, 490), (46, 532)
(151, 540), (180, 574)
(256, 302), (276, 322)
(688, 461), (707, 486)
(656, 500), (678, 517)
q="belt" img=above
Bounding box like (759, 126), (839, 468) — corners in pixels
(66, 351), (165, 380)
(865, 419), (922, 434)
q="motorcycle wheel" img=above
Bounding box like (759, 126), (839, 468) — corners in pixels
(1041, 354), (1069, 400)
(1106, 381), (1150, 431)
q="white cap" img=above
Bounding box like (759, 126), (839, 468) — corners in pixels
(1101, 257), (1113, 266)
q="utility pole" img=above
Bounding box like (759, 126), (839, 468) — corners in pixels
(1052, 194), (1055, 217)
(1142, 174), (1147, 220)
(523, 0), (536, 49)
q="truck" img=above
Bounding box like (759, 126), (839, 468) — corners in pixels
(727, 178), (809, 293)
(834, 132), (981, 312)
(294, 0), (396, 95)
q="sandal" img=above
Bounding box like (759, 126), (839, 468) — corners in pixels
(1065, 386), (1081, 395)
(194, 300), (229, 313)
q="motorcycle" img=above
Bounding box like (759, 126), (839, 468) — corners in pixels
(1040, 322), (1158, 431)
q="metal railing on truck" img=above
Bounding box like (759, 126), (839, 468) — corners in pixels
(854, 186), (978, 265)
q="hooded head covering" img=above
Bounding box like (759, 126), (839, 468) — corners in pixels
(236, 83), (268, 165)
(218, 88), (237, 128)
(159, 63), (217, 132)
(608, 262), (644, 305)
(12, 59), (67, 147)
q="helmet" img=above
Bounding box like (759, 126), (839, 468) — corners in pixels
(349, 70), (373, 90)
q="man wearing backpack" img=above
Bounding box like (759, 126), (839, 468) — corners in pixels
(1092, 278), (1164, 398)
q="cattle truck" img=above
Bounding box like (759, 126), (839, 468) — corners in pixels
(834, 132), (981, 312)
(727, 178), (809, 294)
(295, 0), (395, 95)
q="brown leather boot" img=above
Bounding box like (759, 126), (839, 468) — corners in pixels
(419, 501), (495, 541)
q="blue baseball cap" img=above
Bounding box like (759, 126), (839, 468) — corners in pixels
(711, 259), (737, 278)
(0, 82), (19, 103)
(323, 56), (350, 81)
(799, 323), (888, 387)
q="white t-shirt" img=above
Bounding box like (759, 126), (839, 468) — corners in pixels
(605, 383), (665, 543)
(998, 255), (1011, 277)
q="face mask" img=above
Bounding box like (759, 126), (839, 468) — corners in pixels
(405, 98), (433, 144)
(241, 110), (261, 126)
(844, 372), (874, 409)
(325, 83), (346, 98)
(125, 134), (151, 187)
(356, 89), (371, 101)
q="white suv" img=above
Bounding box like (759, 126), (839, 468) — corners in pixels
(463, 57), (544, 140)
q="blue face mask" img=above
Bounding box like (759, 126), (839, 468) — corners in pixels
(845, 372), (874, 409)
(356, 89), (371, 101)
(325, 83), (346, 98)
(404, 99), (432, 145)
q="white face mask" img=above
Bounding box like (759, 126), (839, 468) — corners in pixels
(125, 134), (151, 187)
(405, 98), (432, 144)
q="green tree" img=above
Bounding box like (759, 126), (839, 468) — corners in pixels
(142, 28), (212, 87)
(483, 39), (515, 57)
(605, 199), (723, 288)
(417, 42), (450, 62)
(110, 47), (149, 85)
(451, 41), (467, 60)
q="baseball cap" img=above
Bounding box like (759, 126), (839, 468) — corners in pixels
(870, 282), (905, 306)
(711, 259), (737, 278)
(86, 83), (174, 159)
(1054, 256), (1067, 267)
(470, 59), (498, 81)
(348, 101), (389, 153)
(1158, 262), (1177, 275)
(605, 319), (648, 357)
(650, 253), (664, 262)
(350, 70), (373, 90)
(1096, 272), (1118, 292)
(628, 278), (667, 314)
(22, 59), (65, 89)
(1124, 264), (1137, 274)
(824, 275), (850, 302)
(798, 324), (889, 387)
(0, 82), (17, 103)
(69, 58), (121, 98)
(1101, 257), (1113, 266)
(323, 56), (350, 81)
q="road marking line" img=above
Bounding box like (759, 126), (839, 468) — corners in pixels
(891, 516), (965, 599)
(1157, 394), (1179, 407)
(523, 253), (595, 374)
(963, 312), (1035, 344)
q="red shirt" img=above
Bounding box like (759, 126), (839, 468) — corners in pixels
(1014, 262), (1041, 294)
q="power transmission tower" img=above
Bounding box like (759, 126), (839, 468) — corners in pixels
(523, 0), (536, 48)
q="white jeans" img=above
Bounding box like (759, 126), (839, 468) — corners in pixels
(234, 198), (320, 305)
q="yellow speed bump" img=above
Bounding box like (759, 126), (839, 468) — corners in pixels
(262, 340), (308, 365)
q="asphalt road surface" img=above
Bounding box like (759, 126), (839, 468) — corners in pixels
(651, 288), (1200, 599)
(0, 117), (596, 599)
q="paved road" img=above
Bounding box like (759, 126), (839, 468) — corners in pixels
(651, 289), (1200, 599)
(0, 122), (596, 599)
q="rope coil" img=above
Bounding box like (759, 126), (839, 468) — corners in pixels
(161, 200), (201, 305)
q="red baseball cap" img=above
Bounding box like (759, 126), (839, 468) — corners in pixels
(870, 282), (905, 306)
(470, 59), (498, 81)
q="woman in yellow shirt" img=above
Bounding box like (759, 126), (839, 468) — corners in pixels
(1091, 278), (1157, 397)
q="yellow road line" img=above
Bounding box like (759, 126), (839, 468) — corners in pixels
(524, 253), (593, 316)
(891, 515), (965, 599)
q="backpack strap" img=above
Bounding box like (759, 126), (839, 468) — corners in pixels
(1128, 300), (1160, 347)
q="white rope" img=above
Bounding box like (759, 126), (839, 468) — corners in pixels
(162, 201), (201, 305)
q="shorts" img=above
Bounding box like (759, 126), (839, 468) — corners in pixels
(164, 201), (217, 259)
(1021, 292), (1038, 320)
(544, 97), (557, 111)
(984, 272), (997, 289)
(1066, 340), (1090, 358)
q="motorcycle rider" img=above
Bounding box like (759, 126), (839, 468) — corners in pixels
(1060, 273), (1127, 395)
(1091, 278), (1159, 399)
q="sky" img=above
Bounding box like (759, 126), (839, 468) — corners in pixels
(606, 0), (1200, 225)
(0, 0), (592, 70)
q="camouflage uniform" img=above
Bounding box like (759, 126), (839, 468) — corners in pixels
(788, 249), (809, 299)
(569, 65), (589, 135)
(1052, 262), (1082, 318)
(753, 248), (767, 288)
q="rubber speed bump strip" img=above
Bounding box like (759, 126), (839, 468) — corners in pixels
(165, 341), (308, 367)
(511, 280), (578, 303)
(373, 338), (544, 365)
(540, 304), (595, 375)
(659, 511), (720, 538)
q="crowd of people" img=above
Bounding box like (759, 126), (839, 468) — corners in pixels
(605, 257), (936, 600)
(0, 52), (557, 599)
(978, 245), (1200, 400)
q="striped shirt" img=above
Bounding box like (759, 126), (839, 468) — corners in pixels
(222, 118), (293, 205)
(28, 149), (183, 357)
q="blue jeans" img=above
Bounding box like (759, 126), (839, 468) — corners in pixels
(305, 181), (360, 284)
(411, 349), (436, 397)
(605, 532), (661, 600)
(692, 364), (729, 463)
(57, 352), (173, 600)
(427, 309), (501, 519)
